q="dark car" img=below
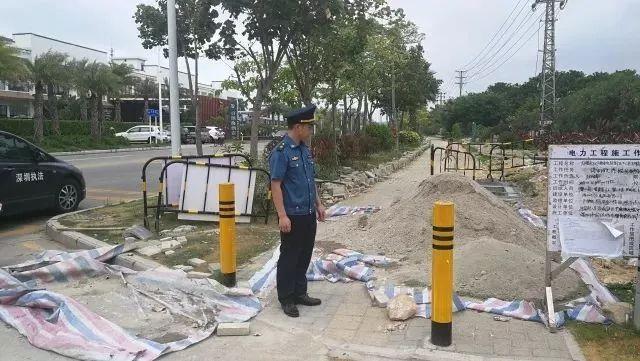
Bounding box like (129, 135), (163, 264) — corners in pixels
(0, 131), (86, 216)
(181, 126), (211, 144)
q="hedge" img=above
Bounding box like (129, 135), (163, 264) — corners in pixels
(0, 118), (142, 139)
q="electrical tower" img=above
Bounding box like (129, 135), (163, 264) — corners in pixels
(455, 70), (467, 97)
(534, 0), (567, 129)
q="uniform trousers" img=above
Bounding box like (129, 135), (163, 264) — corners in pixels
(277, 214), (317, 304)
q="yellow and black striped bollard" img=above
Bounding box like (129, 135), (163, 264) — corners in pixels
(219, 183), (237, 287)
(431, 201), (454, 346)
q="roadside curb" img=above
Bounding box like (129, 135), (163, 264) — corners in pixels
(45, 207), (163, 271)
(50, 145), (170, 157)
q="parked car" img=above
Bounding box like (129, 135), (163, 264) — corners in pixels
(0, 131), (86, 216)
(181, 126), (211, 144)
(205, 126), (225, 145)
(115, 126), (168, 143)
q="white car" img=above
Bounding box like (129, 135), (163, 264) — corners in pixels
(115, 126), (168, 143)
(206, 126), (225, 142)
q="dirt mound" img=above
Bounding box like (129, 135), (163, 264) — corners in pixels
(320, 173), (582, 301)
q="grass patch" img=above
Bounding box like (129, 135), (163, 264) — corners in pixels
(59, 198), (280, 272)
(341, 145), (419, 171)
(567, 322), (640, 361)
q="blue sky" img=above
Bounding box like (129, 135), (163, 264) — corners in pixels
(1, 0), (638, 99)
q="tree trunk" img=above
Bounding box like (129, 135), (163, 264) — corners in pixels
(354, 94), (363, 134)
(144, 97), (149, 124)
(114, 99), (122, 122)
(363, 94), (369, 128)
(97, 93), (104, 139)
(47, 83), (60, 135)
(98, 93), (105, 125)
(34, 82), (44, 143)
(331, 102), (337, 137)
(408, 110), (417, 132)
(250, 90), (264, 160)
(341, 95), (348, 136)
(90, 95), (100, 142)
(194, 56), (203, 156)
(80, 95), (88, 121)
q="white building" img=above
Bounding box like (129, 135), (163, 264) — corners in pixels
(0, 32), (240, 119)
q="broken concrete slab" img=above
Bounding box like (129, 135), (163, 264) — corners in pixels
(187, 271), (212, 279)
(122, 225), (153, 241)
(176, 236), (188, 244)
(173, 265), (194, 272)
(188, 258), (207, 267)
(164, 250), (175, 256)
(137, 245), (163, 257)
(161, 240), (181, 250)
(217, 322), (251, 336)
(208, 263), (221, 273)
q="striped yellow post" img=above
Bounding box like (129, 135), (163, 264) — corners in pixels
(219, 183), (237, 287)
(431, 201), (454, 346)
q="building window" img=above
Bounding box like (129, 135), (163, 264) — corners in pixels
(7, 81), (32, 92)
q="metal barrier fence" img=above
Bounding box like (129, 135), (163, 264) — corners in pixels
(430, 139), (547, 181)
(140, 153), (254, 229)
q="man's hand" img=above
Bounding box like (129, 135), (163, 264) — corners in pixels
(279, 215), (292, 233)
(317, 204), (326, 222)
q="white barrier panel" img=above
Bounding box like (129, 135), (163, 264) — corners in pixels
(177, 163), (257, 223)
(163, 156), (245, 207)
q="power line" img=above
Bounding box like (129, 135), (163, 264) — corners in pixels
(455, 70), (467, 97)
(466, 18), (544, 84)
(466, 10), (541, 81)
(465, 0), (532, 72)
(461, 0), (528, 71)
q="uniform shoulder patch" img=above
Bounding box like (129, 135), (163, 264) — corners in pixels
(276, 142), (285, 151)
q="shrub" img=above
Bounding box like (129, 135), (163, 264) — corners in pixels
(0, 118), (141, 139)
(364, 123), (393, 150)
(398, 130), (422, 147)
(338, 133), (377, 161)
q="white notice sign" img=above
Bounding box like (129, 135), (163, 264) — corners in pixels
(547, 144), (640, 258)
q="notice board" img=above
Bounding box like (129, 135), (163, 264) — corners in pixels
(547, 145), (640, 258)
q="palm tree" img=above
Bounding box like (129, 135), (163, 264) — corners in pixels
(0, 42), (29, 81)
(82, 62), (119, 141)
(27, 51), (68, 141)
(109, 62), (136, 122)
(68, 59), (90, 121)
(134, 77), (157, 124)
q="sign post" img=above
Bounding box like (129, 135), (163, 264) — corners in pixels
(147, 109), (160, 144)
(545, 144), (640, 330)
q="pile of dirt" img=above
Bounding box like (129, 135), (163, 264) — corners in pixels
(322, 173), (582, 301)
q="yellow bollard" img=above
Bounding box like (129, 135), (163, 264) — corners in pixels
(218, 183), (237, 287)
(431, 201), (454, 346)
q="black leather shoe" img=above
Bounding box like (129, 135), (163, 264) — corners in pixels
(282, 303), (300, 317)
(295, 294), (322, 306)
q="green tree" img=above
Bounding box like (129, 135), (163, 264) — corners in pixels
(27, 51), (69, 141)
(110, 62), (136, 122)
(134, 77), (158, 125)
(68, 59), (90, 122)
(135, 0), (224, 155)
(0, 42), (29, 82)
(80, 62), (119, 141)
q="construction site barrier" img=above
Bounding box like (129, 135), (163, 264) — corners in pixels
(430, 144), (478, 180)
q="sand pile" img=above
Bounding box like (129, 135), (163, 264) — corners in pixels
(321, 173), (582, 301)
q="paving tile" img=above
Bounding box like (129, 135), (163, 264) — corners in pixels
(474, 333), (495, 347)
(509, 331), (527, 347)
(353, 331), (390, 346)
(546, 334), (569, 351)
(492, 338), (511, 356)
(405, 326), (430, 341)
(335, 303), (368, 317)
(327, 315), (363, 331)
(327, 329), (356, 342)
(526, 328), (547, 343)
(510, 347), (533, 357)
(532, 347), (570, 358)
(455, 342), (493, 355)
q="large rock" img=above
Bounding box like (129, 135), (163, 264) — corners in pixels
(602, 302), (633, 325)
(387, 294), (417, 321)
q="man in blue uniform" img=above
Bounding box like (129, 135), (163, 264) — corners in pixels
(269, 104), (326, 317)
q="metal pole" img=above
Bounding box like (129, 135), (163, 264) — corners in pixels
(634, 264), (640, 330)
(157, 47), (164, 143)
(167, 0), (181, 156)
(219, 183), (237, 287)
(431, 201), (454, 347)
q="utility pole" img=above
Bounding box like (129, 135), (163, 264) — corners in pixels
(455, 70), (467, 97)
(167, 0), (182, 156)
(157, 47), (163, 144)
(392, 65), (398, 151)
(534, 0), (567, 130)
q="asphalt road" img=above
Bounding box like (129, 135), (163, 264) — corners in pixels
(0, 141), (269, 257)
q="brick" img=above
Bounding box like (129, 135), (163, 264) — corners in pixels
(187, 271), (211, 279)
(217, 322), (250, 336)
(188, 258), (207, 267)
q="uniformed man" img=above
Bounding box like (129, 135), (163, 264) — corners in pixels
(269, 104), (326, 318)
